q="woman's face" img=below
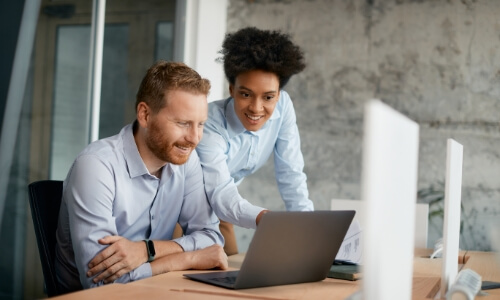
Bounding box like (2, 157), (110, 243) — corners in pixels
(230, 70), (280, 132)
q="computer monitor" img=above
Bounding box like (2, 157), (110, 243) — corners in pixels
(360, 99), (420, 300)
(440, 138), (464, 297)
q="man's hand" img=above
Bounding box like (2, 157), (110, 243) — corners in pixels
(151, 244), (228, 275)
(187, 244), (229, 270)
(87, 236), (147, 284)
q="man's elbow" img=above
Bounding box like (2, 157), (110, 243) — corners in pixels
(81, 278), (106, 290)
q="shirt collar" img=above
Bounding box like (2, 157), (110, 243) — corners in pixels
(123, 121), (178, 179)
(224, 96), (282, 138)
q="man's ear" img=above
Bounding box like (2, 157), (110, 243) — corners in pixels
(229, 84), (234, 97)
(136, 102), (150, 128)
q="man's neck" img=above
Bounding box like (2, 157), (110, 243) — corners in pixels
(150, 167), (163, 179)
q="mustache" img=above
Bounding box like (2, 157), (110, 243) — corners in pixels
(174, 142), (196, 149)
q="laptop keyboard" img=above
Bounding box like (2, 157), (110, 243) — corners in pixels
(210, 276), (237, 285)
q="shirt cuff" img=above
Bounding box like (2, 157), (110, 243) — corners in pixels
(126, 262), (152, 282)
(173, 236), (193, 252)
(238, 204), (267, 229)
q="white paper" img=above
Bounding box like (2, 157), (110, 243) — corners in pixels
(335, 220), (363, 264)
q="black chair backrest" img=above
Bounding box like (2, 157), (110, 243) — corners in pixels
(28, 180), (63, 297)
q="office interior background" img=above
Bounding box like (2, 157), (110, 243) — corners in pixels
(1, 0), (499, 299)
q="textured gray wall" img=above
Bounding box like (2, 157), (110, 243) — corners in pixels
(226, 0), (500, 252)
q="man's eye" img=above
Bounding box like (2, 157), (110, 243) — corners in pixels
(240, 92), (250, 98)
(178, 122), (189, 127)
(265, 95), (275, 101)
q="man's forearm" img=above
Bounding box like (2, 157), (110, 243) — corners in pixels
(150, 252), (189, 276)
(150, 244), (228, 276)
(151, 240), (184, 260)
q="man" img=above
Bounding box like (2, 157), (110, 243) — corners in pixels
(55, 61), (227, 293)
(196, 27), (314, 255)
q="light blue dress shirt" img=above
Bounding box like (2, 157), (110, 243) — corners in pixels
(55, 122), (223, 293)
(196, 90), (314, 229)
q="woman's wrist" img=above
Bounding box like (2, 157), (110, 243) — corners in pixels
(256, 209), (270, 225)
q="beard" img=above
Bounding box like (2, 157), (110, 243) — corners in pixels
(145, 120), (195, 165)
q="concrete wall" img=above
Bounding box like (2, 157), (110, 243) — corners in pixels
(226, 0), (500, 252)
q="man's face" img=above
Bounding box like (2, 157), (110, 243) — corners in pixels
(230, 69), (280, 132)
(145, 90), (207, 165)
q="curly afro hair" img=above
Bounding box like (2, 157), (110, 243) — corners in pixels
(218, 27), (305, 88)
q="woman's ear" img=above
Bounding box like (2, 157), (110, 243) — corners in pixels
(136, 102), (150, 128)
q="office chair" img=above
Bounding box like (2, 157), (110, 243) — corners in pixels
(27, 180), (63, 297)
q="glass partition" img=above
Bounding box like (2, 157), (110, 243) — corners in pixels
(50, 24), (130, 179)
(0, 1), (176, 299)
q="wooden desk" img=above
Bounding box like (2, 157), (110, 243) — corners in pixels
(49, 250), (500, 300)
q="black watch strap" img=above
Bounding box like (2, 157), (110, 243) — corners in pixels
(143, 239), (155, 262)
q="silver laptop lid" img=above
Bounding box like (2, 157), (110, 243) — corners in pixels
(234, 210), (355, 289)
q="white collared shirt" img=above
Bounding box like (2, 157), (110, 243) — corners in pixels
(55, 122), (223, 292)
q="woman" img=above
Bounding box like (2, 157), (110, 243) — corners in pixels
(196, 27), (314, 255)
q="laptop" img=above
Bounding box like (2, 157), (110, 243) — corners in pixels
(184, 210), (355, 289)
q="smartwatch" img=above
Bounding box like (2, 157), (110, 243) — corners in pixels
(143, 239), (155, 262)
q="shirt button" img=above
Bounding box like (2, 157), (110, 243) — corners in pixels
(151, 215), (155, 220)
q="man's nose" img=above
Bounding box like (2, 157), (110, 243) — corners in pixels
(185, 126), (200, 145)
